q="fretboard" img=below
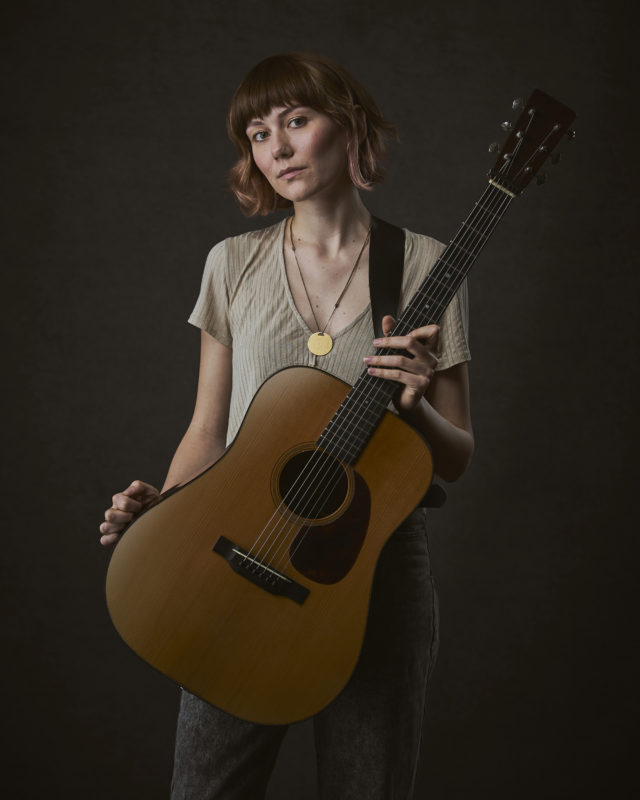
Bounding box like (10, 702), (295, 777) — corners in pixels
(316, 182), (514, 464)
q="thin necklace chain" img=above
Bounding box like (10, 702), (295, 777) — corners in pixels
(288, 216), (372, 336)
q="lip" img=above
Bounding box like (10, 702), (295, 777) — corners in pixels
(278, 166), (306, 179)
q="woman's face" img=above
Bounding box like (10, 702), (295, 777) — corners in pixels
(246, 106), (351, 204)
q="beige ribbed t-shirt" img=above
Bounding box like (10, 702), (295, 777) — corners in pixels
(189, 218), (470, 444)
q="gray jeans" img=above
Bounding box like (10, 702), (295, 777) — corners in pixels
(171, 509), (439, 800)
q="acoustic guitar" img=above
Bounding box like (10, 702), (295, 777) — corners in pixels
(106, 90), (575, 724)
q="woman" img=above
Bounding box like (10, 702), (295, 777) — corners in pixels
(101, 52), (473, 799)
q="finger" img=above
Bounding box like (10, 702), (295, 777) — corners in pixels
(123, 480), (159, 501)
(104, 507), (134, 525)
(364, 354), (423, 373)
(100, 519), (124, 535)
(111, 493), (143, 513)
(374, 323), (440, 350)
(366, 365), (431, 391)
(100, 532), (121, 546)
(407, 323), (440, 345)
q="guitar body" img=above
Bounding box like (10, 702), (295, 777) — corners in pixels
(106, 366), (432, 724)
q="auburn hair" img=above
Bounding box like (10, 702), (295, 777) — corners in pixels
(226, 53), (397, 216)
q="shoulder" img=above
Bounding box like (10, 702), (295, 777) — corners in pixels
(202, 219), (286, 286)
(399, 228), (445, 288)
(221, 219), (286, 261)
(402, 228), (445, 263)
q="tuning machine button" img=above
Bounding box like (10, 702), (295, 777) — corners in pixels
(567, 129), (576, 140)
(512, 97), (524, 111)
(488, 141), (500, 153)
(536, 172), (548, 185)
(501, 121), (513, 131)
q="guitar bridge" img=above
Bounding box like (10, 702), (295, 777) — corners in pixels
(212, 536), (309, 605)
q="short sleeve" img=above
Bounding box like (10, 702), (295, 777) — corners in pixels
(188, 240), (232, 347)
(436, 277), (470, 371)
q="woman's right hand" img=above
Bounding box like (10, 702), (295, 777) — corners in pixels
(99, 480), (160, 546)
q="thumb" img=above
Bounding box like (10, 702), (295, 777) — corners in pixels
(381, 315), (396, 336)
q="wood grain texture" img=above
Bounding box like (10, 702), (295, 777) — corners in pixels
(106, 366), (433, 724)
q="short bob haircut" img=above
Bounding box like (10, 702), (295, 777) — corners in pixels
(227, 53), (397, 216)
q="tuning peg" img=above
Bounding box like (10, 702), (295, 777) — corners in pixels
(501, 121), (513, 131)
(551, 152), (562, 164)
(512, 97), (524, 111)
(567, 129), (576, 140)
(536, 172), (548, 185)
(488, 141), (500, 153)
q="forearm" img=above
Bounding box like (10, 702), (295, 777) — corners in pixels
(401, 397), (474, 483)
(161, 424), (227, 492)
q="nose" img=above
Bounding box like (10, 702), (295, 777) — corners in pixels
(271, 129), (293, 159)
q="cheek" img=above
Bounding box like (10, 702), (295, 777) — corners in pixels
(309, 126), (348, 168)
(251, 148), (269, 177)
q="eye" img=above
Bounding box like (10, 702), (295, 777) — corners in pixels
(251, 129), (269, 143)
(288, 116), (307, 129)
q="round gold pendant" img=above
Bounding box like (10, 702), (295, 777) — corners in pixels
(308, 332), (333, 356)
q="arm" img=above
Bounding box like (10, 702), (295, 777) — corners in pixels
(100, 331), (232, 545)
(162, 331), (232, 491)
(363, 315), (474, 482)
(403, 361), (473, 482)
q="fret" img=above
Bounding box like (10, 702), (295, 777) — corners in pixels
(435, 255), (465, 275)
(461, 219), (490, 238)
(474, 200), (500, 217)
(448, 240), (479, 259)
(418, 271), (456, 292)
(324, 403), (385, 430)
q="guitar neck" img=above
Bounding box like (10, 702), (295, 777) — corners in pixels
(316, 88), (575, 464)
(317, 182), (515, 464)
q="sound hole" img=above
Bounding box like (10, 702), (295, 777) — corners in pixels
(278, 449), (349, 520)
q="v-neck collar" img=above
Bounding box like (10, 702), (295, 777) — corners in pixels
(277, 218), (372, 341)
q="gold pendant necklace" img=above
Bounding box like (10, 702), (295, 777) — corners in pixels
(307, 331), (333, 356)
(289, 217), (371, 357)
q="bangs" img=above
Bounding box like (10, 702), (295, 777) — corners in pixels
(227, 53), (352, 146)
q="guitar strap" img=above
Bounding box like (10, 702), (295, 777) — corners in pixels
(369, 217), (405, 339)
(369, 216), (446, 509)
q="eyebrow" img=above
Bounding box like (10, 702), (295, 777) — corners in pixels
(246, 106), (306, 130)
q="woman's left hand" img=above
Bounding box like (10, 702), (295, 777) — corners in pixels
(363, 314), (440, 414)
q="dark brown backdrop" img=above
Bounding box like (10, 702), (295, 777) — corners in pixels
(2, 1), (637, 797)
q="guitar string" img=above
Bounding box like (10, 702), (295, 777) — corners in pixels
(295, 109), (559, 513)
(273, 182), (515, 572)
(241, 99), (552, 571)
(244, 180), (513, 575)
(250, 183), (513, 578)
(263, 109), (561, 575)
(245, 181), (513, 576)
(256, 189), (511, 578)
(242, 105), (550, 570)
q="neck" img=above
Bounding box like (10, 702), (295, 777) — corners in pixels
(290, 185), (371, 258)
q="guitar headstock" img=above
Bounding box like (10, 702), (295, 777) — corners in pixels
(489, 89), (576, 196)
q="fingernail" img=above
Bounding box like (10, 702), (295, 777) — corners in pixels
(363, 356), (373, 363)
(373, 339), (382, 346)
